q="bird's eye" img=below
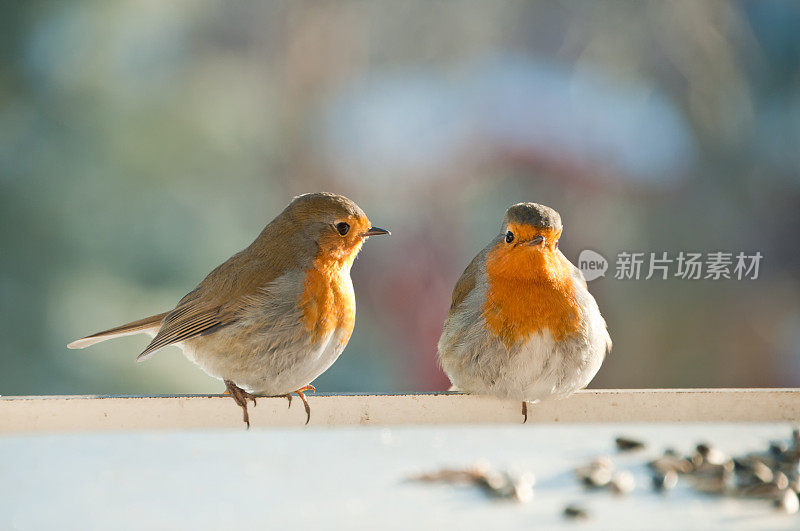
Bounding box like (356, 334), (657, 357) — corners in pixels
(505, 231), (514, 243)
(335, 222), (350, 236)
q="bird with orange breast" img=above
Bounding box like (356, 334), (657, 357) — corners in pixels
(438, 202), (611, 422)
(69, 193), (389, 427)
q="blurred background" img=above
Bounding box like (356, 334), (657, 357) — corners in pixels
(1, 1), (799, 396)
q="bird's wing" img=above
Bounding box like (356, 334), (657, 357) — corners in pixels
(560, 249), (588, 290)
(448, 240), (495, 313)
(559, 250), (612, 356)
(137, 250), (292, 361)
(136, 292), (229, 360)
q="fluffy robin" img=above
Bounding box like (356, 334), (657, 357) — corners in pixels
(437, 202), (611, 422)
(69, 192), (389, 427)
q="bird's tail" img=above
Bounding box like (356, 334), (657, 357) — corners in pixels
(67, 312), (168, 349)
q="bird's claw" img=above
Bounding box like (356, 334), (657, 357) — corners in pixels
(284, 385), (315, 424)
(224, 380), (259, 429)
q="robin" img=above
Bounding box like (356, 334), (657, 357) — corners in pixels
(69, 192), (389, 427)
(437, 202), (611, 422)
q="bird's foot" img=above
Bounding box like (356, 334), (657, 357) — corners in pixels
(283, 384), (316, 425)
(522, 401), (528, 424)
(224, 380), (259, 429)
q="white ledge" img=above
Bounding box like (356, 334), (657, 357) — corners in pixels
(1, 389), (799, 433)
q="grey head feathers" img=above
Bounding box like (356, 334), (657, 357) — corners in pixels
(503, 202), (562, 232)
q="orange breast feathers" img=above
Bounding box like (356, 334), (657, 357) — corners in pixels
(482, 226), (582, 347)
(298, 245), (359, 346)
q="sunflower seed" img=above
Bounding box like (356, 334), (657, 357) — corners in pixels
(695, 443), (728, 466)
(576, 457), (614, 489)
(773, 472), (790, 490)
(775, 489), (800, 514)
(751, 460), (774, 484)
(610, 471), (635, 495)
(580, 467), (613, 489)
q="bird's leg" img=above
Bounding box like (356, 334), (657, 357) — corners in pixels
(522, 401), (528, 424)
(295, 385), (315, 425)
(283, 385), (316, 424)
(296, 384), (316, 394)
(224, 380), (258, 429)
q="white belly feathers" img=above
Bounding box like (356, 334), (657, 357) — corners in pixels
(175, 270), (352, 396)
(440, 275), (608, 403)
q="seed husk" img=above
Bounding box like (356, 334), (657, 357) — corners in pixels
(563, 504), (589, 519)
(653, 470), (678, 492)
(615, 436), (646, 452)
(580, 467), (613, 489)
(650, 456), (693, 475)
(693, 460), (734, 484)
(738, 482), (782, 499)
(695, 443), (728, 467)
(576, 457), (614, 489)
(412, 464), (535, 503)
(770, 441), (789, 457)
(694, 478), (729, 495)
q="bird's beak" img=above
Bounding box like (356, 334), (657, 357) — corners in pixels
(528, 235), (545, 246)
(363, 226), (390, 237)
